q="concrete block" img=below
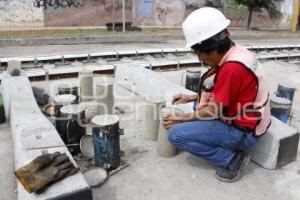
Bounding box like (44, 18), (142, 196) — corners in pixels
(1, 75), (92, 200)
(251, 117), (299, 169)
(7, 60), (21, 76)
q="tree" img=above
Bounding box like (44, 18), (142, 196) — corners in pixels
(233, 0), (283, 30)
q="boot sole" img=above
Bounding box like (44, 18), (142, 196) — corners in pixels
(215, 153), (251, 183)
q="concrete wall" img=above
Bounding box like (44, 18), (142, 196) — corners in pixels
(44, 0), (133, 27)
(0, 0), (296, 29)
(0, 0), (43, 28)
(153, 0), (186, 26)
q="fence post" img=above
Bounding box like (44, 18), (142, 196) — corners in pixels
(122, 0), (126, 33)
(291, 0), (299, 33)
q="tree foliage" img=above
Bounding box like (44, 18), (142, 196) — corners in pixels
(233, 0), (283, 29)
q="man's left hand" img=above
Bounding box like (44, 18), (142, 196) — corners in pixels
(163, 113), (184, 129)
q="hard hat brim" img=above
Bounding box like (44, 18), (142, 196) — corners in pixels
(185, 19), (231, 49)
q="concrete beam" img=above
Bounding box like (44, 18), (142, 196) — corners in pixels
(1, 73), (92, 200)
(115, 65), (195, 113)
(251, 117), (299, 169)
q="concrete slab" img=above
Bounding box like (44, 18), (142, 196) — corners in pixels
(0, 122), (17, 200)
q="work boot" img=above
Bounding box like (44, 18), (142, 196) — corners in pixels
(215, 151), (250, 183)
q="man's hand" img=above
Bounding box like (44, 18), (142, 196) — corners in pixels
(172, 93), (198, 105)
(163, 113), (184, 129)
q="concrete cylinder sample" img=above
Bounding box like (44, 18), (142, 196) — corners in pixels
(142, 96), (166, 141)
(80, 100), (98, 120)
(157, 107), (183, 157)
(7, 60), (21, 76)
(96, 78), (114, 115)
(277, 82), (296, 102)
(270, 96), (292, 123)
(57, 83), (80, 103)
(79, 69), (94, 101)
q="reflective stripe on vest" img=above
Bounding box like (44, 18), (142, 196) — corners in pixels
(219, 44), (271, 136)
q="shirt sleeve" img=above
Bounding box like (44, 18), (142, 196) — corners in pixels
(212, 62), (243, 106)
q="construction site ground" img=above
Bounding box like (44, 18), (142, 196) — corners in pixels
(0, 34), (300, 200)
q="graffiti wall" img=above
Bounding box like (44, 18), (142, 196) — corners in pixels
(44, 0), (133, 26)
(0, 0), (295, 29)
(153, 0), (186, 26)
(0, 0), (43, 28)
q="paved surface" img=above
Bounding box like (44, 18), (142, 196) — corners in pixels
(91, 63), (300, 200)
(32, 73), (300, 200)
(0, 38), (300, 200)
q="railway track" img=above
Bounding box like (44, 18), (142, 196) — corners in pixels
(0, 44), (300, 81)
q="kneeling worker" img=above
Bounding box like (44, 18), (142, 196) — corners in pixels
(163, 7), (271, 182)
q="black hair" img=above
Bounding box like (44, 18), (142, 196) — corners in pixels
(191, 31), (233, 54)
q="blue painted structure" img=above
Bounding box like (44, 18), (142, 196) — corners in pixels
(137, 0), (153, 19)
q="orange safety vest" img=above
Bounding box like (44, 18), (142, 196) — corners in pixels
(198, 44), (271, 136)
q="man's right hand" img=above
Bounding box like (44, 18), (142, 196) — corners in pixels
(172, 94), (193, 105)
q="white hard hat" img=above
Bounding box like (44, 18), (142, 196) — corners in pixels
(182, 7), (230, 48)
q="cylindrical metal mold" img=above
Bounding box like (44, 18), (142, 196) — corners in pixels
(276, 82), (296, 102)
(60, 104), (86, 155)
(92, 115), (122, 170)
(54, 94), (76, 136)
(96, 78), (114, 115)
(157, 107), (183, 157)
(142, 96), (166, 141)
(0, 92), (5, 124)
(57, 84), (80, 103)
(185, 68), (201, 93)
(79, 69), (94, 102)
(270, 96), (292, 123)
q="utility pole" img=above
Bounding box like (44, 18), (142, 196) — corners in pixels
(291, 0), (299, 33)
(122, 0), (126, 33)
(112, 0), (115, 32)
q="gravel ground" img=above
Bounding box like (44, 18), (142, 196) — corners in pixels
(0, 39), (300, 58)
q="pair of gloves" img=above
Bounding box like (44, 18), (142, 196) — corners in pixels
(14, 152), (79, 194)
